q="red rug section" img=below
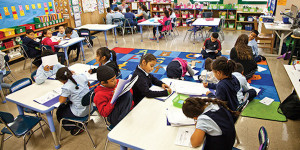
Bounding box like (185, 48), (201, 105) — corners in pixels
(112, 47), (135, 54)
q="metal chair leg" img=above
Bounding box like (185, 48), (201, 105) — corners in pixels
(236, 133), (240, 144)
(104, 138), (109, 150)
(82, 123), (96, 148)
(23, 59), (27, 70)
(183, 30), (190, 41)
(23, 134), (27, 150)
(0, 134), (4, 150)
(58, 119), (63, 141)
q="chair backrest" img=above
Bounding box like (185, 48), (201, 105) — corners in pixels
(112, 18), (124, 27)
(0, 111), (17, 136)
(81, 87), (96, 121)
(258, 126), (269, 150)
(10, 78), (32, 93)
(203, 12), (213, 18)
(41, 45), (52, 51)
(103, 18), (106, 24)
(78, 28), (91, 37)
(124, 18), (132, 27)
(31, 70), (37, 82)
(20, 44), (29, 59)
(4, 55), (9, 63)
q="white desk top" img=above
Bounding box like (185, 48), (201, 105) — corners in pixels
(68, 63), (98, 81)
(264, 23), (292, 31)
(55, 37), (85, 48)
(75, 24), (118, 31)
(138, 18), (162, 26)
(284, 65), (300, 97)
(192, 18), (220, 27)
(108, 78), (202, 150)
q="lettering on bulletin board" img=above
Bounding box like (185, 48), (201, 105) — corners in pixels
(37, 3), (42, 9)
(32, 4), (36, 9)
(25, 5), (30, 10)
(277, 0), (286, 6)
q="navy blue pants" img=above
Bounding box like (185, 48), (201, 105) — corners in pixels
(56, 102), (77, 131)
(201, 49), (221, 59)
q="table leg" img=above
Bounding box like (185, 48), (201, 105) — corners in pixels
(114, 28), (118, 44)
(278, 32), (285, 55)
(80, 41), (85, 63)
(104, 31), (108, 47)
(64, 48), (69, 66)
(46, 112), (61, 149)
(193, 26), (196, 44)
(156, 26), (159, 43)
(140, 26), (143, 42)
(16, 105), (24, 115)
(120, 145), (128, 150)
(289, 39), (298, 65)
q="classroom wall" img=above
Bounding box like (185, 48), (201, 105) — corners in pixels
(275, 0), (300, 21)
(176, 0), (267, 9)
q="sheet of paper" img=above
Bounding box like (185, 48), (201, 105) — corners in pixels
(259, 97), (274, 106)
(50, 36), (63, 42)
(42, 54), (59, 67)
(193, 75), (199, 80)
(34, 91), (59, 104)
(194, 54), (201, 58)
(174, 81), (209, 95)
(206, 49), (215, 53)
(257, 66), (267, 72)
(167, 107), (195, 126)
(111, 75), (139, 104)
(247, 83), (261, 95)
(174, 127), (194, 147)
(150, 85), (173, 101)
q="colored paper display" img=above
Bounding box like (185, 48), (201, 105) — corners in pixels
(4, 7), (10, 16)
(44, 2), (47, 8)
(48, 2), (53, 7)
(13, 14), (18, 20)
(277, 0), (287, 5)
(0, 13), (2, 19)
(37, 3), (42, 9)
(20, 10), (25, 16)
(45, 7), (49, 15)
(11, 6), (16, 12)
(32, 4), (36, 9)
(25, 5), (30, 10)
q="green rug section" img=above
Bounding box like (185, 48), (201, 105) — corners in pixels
(241, 99), (287, 122)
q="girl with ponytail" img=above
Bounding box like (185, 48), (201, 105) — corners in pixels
(182, 97), (237, 149)
(55, 67), (91, 135)
(88, 47), (120, 77)
(203, 56), (240, 111)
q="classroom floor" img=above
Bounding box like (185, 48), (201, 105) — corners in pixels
(0, 27), (299, 150)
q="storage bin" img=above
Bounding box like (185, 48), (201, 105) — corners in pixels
(245, 24), (253, 31)
(175, 14), (180, 17)
(237, 24), (242, 30)
(249, 8), (257, 12)
(243, 8), (249, 12)
(182, 22), (187, 26)
(189, 14), (194, 18)
(172, 94), (189, 108)
(229, 15), (235, 19)
(159, 8), (164, 11)
(153, 6), (158, 11)
(49, 21), (53, 26)
(228, 23), (235, 28)
(182, 14), (188, 19)
(20, 24), (35, 30)
(55, 20), (59, 24)
(34, 17), (42, 23)
(219, 15), (226, 19)
(239, 17), (245, 21)
(219, 4), (225, 9)
(226, 4), (233, 9)
(0, 46), (5, 50)
(248, 16), (253, 22)
(0, 31), (4, 39)
(0, 28), (15, 37)
(195, 4), (203, 9)
(34, 22), (44, 29)
(197, 14), (202, 18)
(4, 40), (14, 48)
(210, 4), (219, 10)
(11, 26), (26, 34)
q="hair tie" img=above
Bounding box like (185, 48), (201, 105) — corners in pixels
(64, 71), (67, 76)
(77, 84), (79, 87)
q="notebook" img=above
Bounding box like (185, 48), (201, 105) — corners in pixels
(34, 87), (62, 107)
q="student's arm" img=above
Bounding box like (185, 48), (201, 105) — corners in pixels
(135, 12), (143, 17)
(150, 75), (164, 87)
(186, 65), (194, 76)
(60, 88), (70, 103)
(35, 66), (53, 84)
(241, 78), (250, 91)
(136, 78), (168, 98)
(29, 38), (41, 47)
(207, 83), (217, 89)
(216, 40), (222, 51)
(215, 84), (227, 101)
(44, 38), (59, 46)
(190, 129), (205, 148)
(59, 96), (68, 103)
(94, 93), (115, 117)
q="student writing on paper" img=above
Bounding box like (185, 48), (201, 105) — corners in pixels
(201, 32), (222, 59)
(131, 54), (172, 106)
(182, 97), (237, 149)
(203, 57), (240, 115)
(166, 57), (194, 80)
(55, 67), (91, 136)
(22, 29), (42, 67)
(94, 66), (134, 126)
(88, 47), (120, 76)
(198, 58), (218, 83)
(35, 50), (64, 84)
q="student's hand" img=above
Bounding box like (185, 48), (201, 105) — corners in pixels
(203, 82), (208, 88)
(71, 71), (75, 74)
(57, 40), (61, 43)
(215, 50), (218, 54)
(206, 91), (211, 95)
(167, 88), (172, 95)
(88, 69), (93, 74)
(202, 46), (205, 50)
(44, 65), (50, 71)
(162, 83), (170, 90)
(49, 66), (54, 70)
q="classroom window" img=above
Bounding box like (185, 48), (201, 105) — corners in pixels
(238, 0), (267, 4)
(191, 0), (224, 4)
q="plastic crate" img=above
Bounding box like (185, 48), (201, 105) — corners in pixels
(49, 21), (53, 26)
(0, 28), (15, 37)
(189, 14), (194, 18)
(219, 4), (225, 9)
(219, 15), (226, 19)
(249, 8), (257, 12)
(237, 25), (242, 30)
(248, 16), (254, 22)
(245, 25), (253, 31)
(11, 26), (26, 34)
(243, 8), (249, 12)
(197, 14), (202, 18)
(153, 7), (158, 11)
(229, 15), (235, 19)
(4, 40), (14, 48)
(159, 8), (164, 11)
(0, 46), (5, 50)
(228, 23), (235, 28)
(226, 4), (233, 9)
(172, 94), (189, 108)
(182, 14), (188, 19)
(20, 24), (35, 30)
(61, 18), (65, 22)
(239, 17), (245, 21)
(34, 22), (44, 29)
(210, 4), (219, 10)
(34, 17), (42, 23)
(182, 23), (187, 26)
(0, 31), (4, 39)
(55, 20), (59, 24)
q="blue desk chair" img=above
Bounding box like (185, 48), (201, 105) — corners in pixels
(123, 18), (136, 35)
(3, 55), (16, 82)
(41, 45), (52, 51)
(171, 18), (179, 36)
(183, 19), (204, 41)
(0, 111), (49, 150)
(78, 29), (98, 54)
(161, 20), (173, 41)
(258, 126), (269, 150)
(30, 70), (37, 83)
(58, 88), (97, 148)
(112, 18), (125, 37)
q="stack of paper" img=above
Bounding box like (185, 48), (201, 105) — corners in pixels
(174, 127), (194, 147)
(166, 107), (195, 126)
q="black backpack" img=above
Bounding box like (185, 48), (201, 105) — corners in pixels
(278, 90), (300, 120)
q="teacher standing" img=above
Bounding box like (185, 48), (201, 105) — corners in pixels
(118, 0), (129, 13)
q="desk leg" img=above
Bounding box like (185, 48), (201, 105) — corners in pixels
(16, 105), (24, 115)
(278, 32), (284, 55)
(64, 48), (69, 66)
(114, 28), (118, 44)
(140, 26), (143, 42)
(120, 145), (128, 150)
(80, 41), (85, 63)
(46, 112), (61, 149)
(156, 26), (159, 43)
(193, 26), (196, 44)
(104, 31), (108, 47)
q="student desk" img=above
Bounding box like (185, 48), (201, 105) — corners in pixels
(6, 80), (63, 149)
(284, 65), (300, 97)
(192, 18), (221, 43)
(108, 78), (203, 150)
(75, 24), (118, 47)
(138, 18), (162, 43)
(54, 37), (85, 66)
(264, 23), (293, 56)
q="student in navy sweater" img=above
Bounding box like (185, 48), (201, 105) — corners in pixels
(182, 97), (237, 149)
(201, 32), (222, 59)
(203, 56), (240, 111)
(131, 53), (172, 106)
(124, 8), (138, 27)
(22, 29), (42, 66)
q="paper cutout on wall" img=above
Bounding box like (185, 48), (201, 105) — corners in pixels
(104, 0), (110, 8)
(0, 13), (2, 19)
(18, 5), (25, 16)
(277, 0), (287, 5)
(13, 14), (18, 20)
(98, 0), (104, 14)
(4, 7), (10, 16)
(49, 2), (53, 11)
(11, 6), (16, 12)
(37, 3), (42, 9)
(32, 4), (36, 9)
(44, 3), (47, 8)
(45, 7), (49, 15)
(25, 5), (30, 10)
(72, 0), (79, 5)
(82, 0), (97, 13)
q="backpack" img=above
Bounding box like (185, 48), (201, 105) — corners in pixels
(278, 90), (300, 120)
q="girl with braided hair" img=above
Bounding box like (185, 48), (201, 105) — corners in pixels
(56, 67), (92, 136)
(182, 97), (238, 149)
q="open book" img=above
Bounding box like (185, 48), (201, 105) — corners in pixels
(34, 87), (62, 107)
(110, 75), (139, 104)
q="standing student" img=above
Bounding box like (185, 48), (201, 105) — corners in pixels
(56, 67), (91, 136)
(201, 32), (222, 59)
(248, 30), (266, 62)
(41, 29), (66, 64)
(203, 56), (240, 111)
(35, 50), (64, 85)
(94, 66), (134, 126)
(135, 5), (149, 20)
(230, 34), (257, 80)
(118, 0), (128, 13)
(106, 7), (114, 24)
(22, 29), (42, 67)
(131, 53), (172, 105)
(150, 10), (172, 40)
(182, 97), (237, 149)
(65, 27), (81, 62)
(88, 47), (120, 76)
(166, 57), (194, 80)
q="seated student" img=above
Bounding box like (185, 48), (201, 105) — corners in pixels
(65, 27), (81, 62)
(166, 57), (194, 80)
(169, 8), (176, 27)
(198, 58), (218, 83)
(248, 30), (266, 62)
(41, 29), (66, 64)
(232, 63), (257, 104)
(94, 66), (134, 126)
(56, 67), (91, 136)
(118, 0), (129, 13)
(35, 50), (64, 85)
(112, 7), (125, 26)
(124, 8), (138, 29)
(131, 53), (172, 106)
(203, 56), (240, 112)
(88, 47), (120, 76)
(182, 97), (237, 149)
(135, 5), (149, 20)
(22, 29), (42, 66)
(150, 10), (172, 40)
(106, 7), (114, 24)
(136, 3), (144, 20)
(57, 26), (66, 38)
(201, 32), (222, 59)
(230, 34), (257, 80)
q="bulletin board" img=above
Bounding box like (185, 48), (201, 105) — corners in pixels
(0, 0), (55, 29)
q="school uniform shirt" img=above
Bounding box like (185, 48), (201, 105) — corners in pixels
(197, 104), (236, 150)
(124, 12), (136, 25)
(204, 38), (222, 51)
(158, 17), (172, 32)
(35, 63), (64, 85)
(106, 12), (114, 24)
(230, 47), (257, 77)
(57, 30), (79, 38)
(90, 60), (120, 76)
(118, 4), (129, 13)
(199, 70), (218, 83)
(248, 39), (259, 57)
(207, 76), (240, 111)
(131, 65), (168, 105)
(232, 72), (250, 104)
(41, 37), (59, 52)
(61, 74), (91, 117)
(112, 12), (125, 25)
(22, 37), (42, 58)
(170, 12), (176, 23)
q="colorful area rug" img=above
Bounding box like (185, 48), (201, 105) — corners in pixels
(87, 47), (286, 122)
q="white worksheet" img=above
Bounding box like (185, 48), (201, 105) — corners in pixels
(174, 127), (194, 147)
(42, 54), (59, 67)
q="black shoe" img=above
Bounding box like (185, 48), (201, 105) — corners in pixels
(70, 127), (84, 136)
(261, 55), (266, 61)
(73, 57), (79, 62)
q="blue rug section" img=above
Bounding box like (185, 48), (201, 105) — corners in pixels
(86, 48), (280, 102)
